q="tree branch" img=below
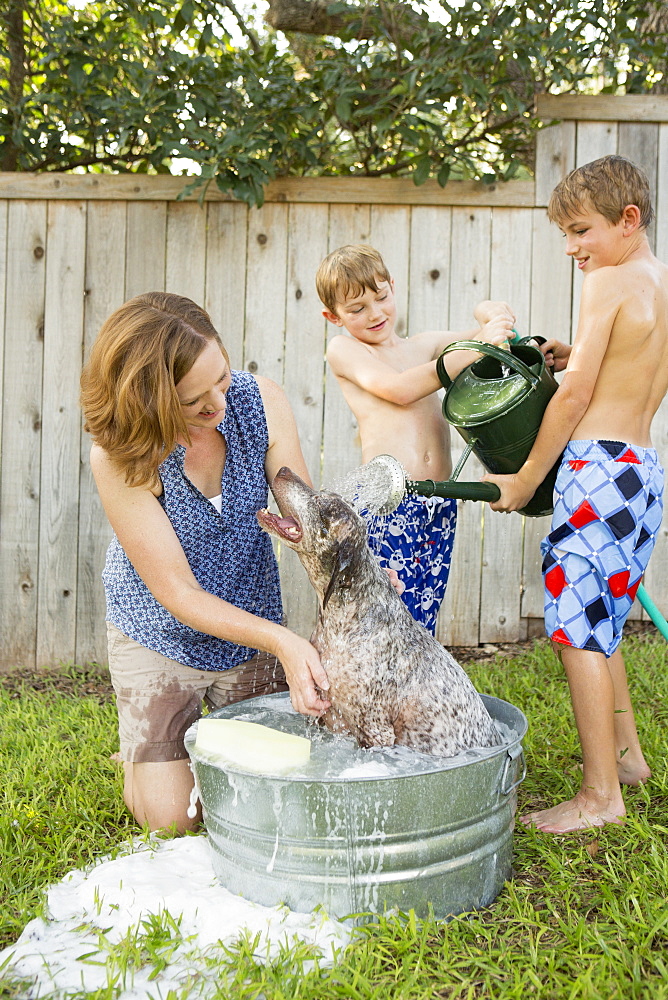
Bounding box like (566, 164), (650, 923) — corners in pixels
(219, 0), (261, 54)
(263, 0), (419, 40)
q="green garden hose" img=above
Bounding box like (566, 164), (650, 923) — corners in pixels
(637, 584), (668, 641)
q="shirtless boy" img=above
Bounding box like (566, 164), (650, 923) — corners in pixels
(316, 244), (514, 634)
(485, 155), (668, 833)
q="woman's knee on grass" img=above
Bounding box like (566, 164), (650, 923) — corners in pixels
(123, 759), (201, 834)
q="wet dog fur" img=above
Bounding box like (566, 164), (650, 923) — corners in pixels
(257, 468), (500, 756)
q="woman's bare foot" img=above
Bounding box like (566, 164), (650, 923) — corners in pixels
(521, 790), (626, 834)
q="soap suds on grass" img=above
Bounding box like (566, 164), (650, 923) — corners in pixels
(1, 835), (351, 1000)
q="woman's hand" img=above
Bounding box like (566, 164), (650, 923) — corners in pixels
(274, 631), (331, 717)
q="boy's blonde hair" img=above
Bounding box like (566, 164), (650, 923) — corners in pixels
(316, 244), (392, 314)
(548, 154), (654, 229)
(81, 292), (229, 490)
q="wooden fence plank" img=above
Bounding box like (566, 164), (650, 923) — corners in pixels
(125, 202), (166, 298)
(321, 206), (371, 490)
(165, 202), (207, 302)
(36, 201), (87, 665)
(369, 206), (411, 337)
(0, 172), (536, 207)
(279, 203), (330, 636)
(535, 120), (575, 207)
(204, 202), (248, 366)
(618, 122), (660, 253)
(244, 204), (288, 382)
(438, 206), (492, 646)
(657, 124), (668, 265)
(575, 121), (618, 163)
(569, 122), (620, 340)
(479, 207), (534, 643)
(0, 201), (46, 667)
(537, 94), (668, 123)
(76, 201), (126, 666)
(406, 206), (452, 335)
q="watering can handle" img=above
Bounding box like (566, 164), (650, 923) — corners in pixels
(407, 478), (501, 503)
(436, 340), (541, 391)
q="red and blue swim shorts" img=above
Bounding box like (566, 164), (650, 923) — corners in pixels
(541, 440), (664, 656)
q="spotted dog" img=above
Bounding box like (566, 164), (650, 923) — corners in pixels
(257, 468), (500, 755)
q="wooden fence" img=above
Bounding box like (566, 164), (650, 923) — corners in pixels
(1, 95), (668, 668)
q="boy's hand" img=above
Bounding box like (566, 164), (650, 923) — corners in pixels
(482, 471), (536, 512)
(476, 313), (516, 347)
(384, 567), (405, 595)
(540, 338), (571, 372)
(473, 300), (516, 325)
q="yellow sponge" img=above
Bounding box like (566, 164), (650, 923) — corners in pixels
(194, 718), (311, 773)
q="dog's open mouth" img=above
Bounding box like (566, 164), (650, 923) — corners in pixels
(257, 508), (303, 543)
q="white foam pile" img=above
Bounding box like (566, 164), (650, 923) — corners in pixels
(0, 836), (351, 999)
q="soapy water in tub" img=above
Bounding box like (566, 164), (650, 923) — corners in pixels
(186, 692), (518, 781)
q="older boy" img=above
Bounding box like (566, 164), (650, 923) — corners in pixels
(317, 244), (514, 634)
(485, 155), (668, 833)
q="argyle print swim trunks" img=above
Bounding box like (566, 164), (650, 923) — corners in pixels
(541, 440), (664, 656)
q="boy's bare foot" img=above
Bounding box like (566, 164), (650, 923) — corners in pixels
(521, 791), (626, 834)
(616, 758), (651, 786)
(577, 758), (651, 786)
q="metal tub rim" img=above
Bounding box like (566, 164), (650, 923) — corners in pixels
(184, 693), (527, 784)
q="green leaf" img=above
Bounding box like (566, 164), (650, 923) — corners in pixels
(412, 154), (432, 186)
(437, 161), (451, 187)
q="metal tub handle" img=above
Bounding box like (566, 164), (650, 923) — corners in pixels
(500, 743), (526, 796)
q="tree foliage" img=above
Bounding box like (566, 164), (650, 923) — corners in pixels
(1, 0), (667, 205)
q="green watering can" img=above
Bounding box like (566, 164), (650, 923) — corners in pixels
(362, 335), (558, 517)
(432, 335), (560, 517)
(362, 334), (668, 640)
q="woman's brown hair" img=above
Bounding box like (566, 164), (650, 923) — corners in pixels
(81, 292), (229, 489)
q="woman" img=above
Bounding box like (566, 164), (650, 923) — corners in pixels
(81, 292), (330, 834)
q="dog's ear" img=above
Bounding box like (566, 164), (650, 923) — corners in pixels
(322, 535), (356, 609)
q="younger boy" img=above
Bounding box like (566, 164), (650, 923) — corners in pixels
(316, 244), (514, 634)
(485, 155), (668, 833)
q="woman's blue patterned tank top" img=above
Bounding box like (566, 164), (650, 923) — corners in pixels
(102, 370), (283, 671)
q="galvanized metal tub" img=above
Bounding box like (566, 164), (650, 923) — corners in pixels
(184, 692), (527, 921)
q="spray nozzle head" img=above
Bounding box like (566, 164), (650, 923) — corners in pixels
(360, 454), (409, 515)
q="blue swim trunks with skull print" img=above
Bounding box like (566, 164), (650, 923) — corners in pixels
(364, 494), (457, 635)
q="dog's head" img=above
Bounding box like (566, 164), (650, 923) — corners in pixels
(257, 468), (369, 606)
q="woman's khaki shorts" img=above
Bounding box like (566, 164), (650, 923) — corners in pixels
(106, 622), (289, 763)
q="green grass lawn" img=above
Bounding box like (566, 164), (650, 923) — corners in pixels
(1, 633), (667, 999)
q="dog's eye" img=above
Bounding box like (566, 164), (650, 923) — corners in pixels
(319, 512), (331, 535)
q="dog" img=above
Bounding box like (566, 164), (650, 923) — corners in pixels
(257, 468), (500, 756)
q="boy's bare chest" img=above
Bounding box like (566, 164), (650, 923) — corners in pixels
(365, 338), (433, 370)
